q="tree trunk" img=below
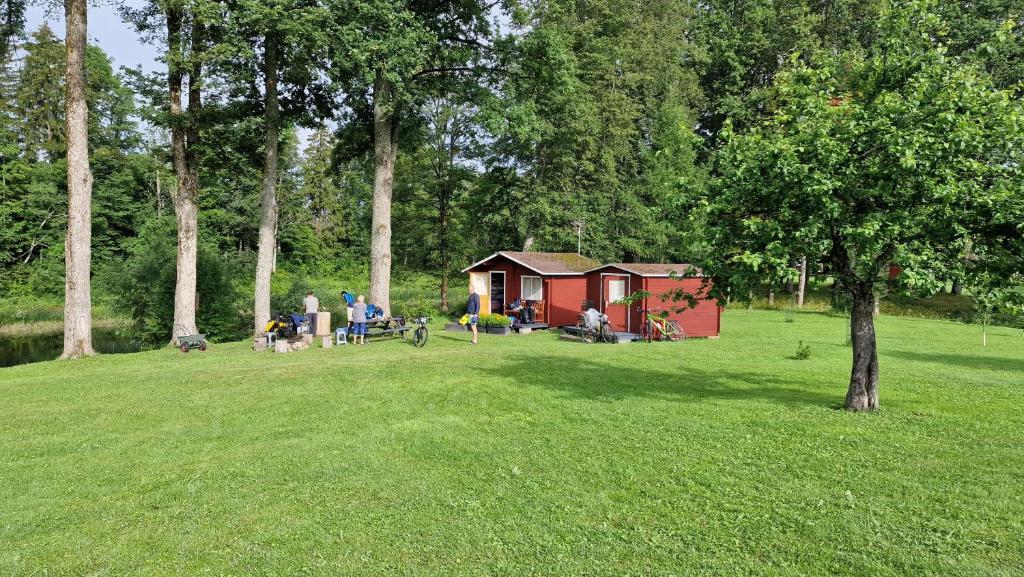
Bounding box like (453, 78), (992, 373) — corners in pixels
(167, 10), (200, 343)
(369, 75), (397, 315)
(846, 288), (880, 410)
(950, 279), (962, 296)
(831, 278), (842, 309)
(61, 0), (93, 359)
(439, 195), (450, 313)
(797, 256), (807, 307)
(253, 35), (279, 336)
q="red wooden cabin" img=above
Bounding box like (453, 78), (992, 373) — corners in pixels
(583, 263), (721, 338)
(462, 252), (722, 337)
(461, 251), (600, 327)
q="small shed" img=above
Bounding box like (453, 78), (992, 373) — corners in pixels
(461, 251), (600, 327)
(584, 263), (721, 338)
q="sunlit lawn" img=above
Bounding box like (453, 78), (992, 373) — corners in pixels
(1, 310), (1022, 576)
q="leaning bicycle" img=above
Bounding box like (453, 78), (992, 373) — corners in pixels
(638, 308), (686, 343)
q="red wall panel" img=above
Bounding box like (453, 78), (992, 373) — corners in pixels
(643, 277), (720, 337)
(548, 277), (588, 326)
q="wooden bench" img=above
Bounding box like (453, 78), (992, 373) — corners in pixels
(505, 300), (545, 323)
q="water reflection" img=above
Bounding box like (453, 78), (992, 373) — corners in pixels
(0, 328), (146, 368)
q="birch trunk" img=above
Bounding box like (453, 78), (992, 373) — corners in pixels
(796, 256), (807, 307)
(61, 0), (94, 359)
(439, 190), (450, 313)
(167, 10), (200, 343)
(253, 35), (279, 335)
(370, 75), (397, 315)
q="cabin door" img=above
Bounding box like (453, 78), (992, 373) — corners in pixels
(489, 271), (506, 314)
(601, 274), (629, 331)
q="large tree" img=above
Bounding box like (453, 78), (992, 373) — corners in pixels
(329, 0), (494, 315)
(707, 3), (1024, 410)
(61, 0), (93, 358)
(220, 0), (332, 336)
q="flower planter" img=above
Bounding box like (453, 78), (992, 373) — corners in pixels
(484, 326), (512, 336)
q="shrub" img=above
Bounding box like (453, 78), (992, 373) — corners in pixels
(480, 313), (511, 327)
(116, 217), (248, 344)
(793, 340), (812, 360)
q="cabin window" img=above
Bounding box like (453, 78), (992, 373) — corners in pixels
(608, 279), (626, 303)
(522, 276), (543, 301)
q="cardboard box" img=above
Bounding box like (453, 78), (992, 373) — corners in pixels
(313, 311), (331, 336)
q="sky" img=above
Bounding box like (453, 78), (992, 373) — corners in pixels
(23, 1), (319, 149)
(26, 1), (161, 73)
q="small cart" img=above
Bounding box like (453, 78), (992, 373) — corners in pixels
(175, 324), (207, 353)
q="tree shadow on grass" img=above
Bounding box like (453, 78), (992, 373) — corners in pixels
(882, 350), (1024, 373)
(479, 354), (840, 408)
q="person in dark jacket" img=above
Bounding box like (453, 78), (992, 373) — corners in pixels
(466, 285), (480, 344)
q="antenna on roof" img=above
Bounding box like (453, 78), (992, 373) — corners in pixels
(571, 219), (584, 255)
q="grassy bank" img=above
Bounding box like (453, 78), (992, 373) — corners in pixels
(2, 310), (1022, 575)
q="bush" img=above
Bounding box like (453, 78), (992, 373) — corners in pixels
(480, 313), (511, 327)
(793, 340), (812, 360)
(116, 217), (248, 344)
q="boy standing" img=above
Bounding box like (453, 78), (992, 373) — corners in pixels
(342, 290), (355, 331)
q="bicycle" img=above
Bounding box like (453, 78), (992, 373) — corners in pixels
(407, 316), (429, 347)
(638, 308), (686, 343)
(577, 312), (619, 344)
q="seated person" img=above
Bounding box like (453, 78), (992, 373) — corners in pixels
(522, 300), (536, 324)
(508, 298), (524, 316)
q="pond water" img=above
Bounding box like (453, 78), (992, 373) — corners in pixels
(0, 328), (146, 368)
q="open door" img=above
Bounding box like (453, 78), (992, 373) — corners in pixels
(601, 274), (629, 331)
(469, 272), (490, 315)
(489, 271), (506, 314)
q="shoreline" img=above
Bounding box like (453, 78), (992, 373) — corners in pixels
(0, 318), (130, 337)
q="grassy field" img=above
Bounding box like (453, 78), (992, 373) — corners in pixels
(1, 310), (1022, 576)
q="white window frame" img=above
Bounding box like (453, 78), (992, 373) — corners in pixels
(607, 279), (626, 303)
(521, 275), (543, 301)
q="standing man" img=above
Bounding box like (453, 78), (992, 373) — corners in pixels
(303, 290), (319, 334)
(466, 284), (480, 345)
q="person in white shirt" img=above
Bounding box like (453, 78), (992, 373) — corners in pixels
(303, 291), (319, 333)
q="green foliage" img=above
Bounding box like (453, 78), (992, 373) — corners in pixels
(708, 2), (1024, 302)
(793, 340), (811, 359)
(477, 0), (707, 263)
(116, 218), (248, 344)
(479, 312), (511, 327)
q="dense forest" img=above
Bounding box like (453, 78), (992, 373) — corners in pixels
(1, 1), (1022, 390)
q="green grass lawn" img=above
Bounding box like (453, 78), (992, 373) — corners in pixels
(2, 311), (1022, 576)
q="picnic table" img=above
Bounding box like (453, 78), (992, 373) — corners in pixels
(365, 316), (410, 339)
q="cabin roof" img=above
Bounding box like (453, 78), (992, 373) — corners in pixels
(586, 263), (700, 277)
(461, 251), (601, 275)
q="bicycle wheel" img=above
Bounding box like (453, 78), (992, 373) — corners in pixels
(666, 321), (686, 342)
(602, 326), (619, 344)
(581, 327), (596, 343)
(413, 326), (428, 347)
